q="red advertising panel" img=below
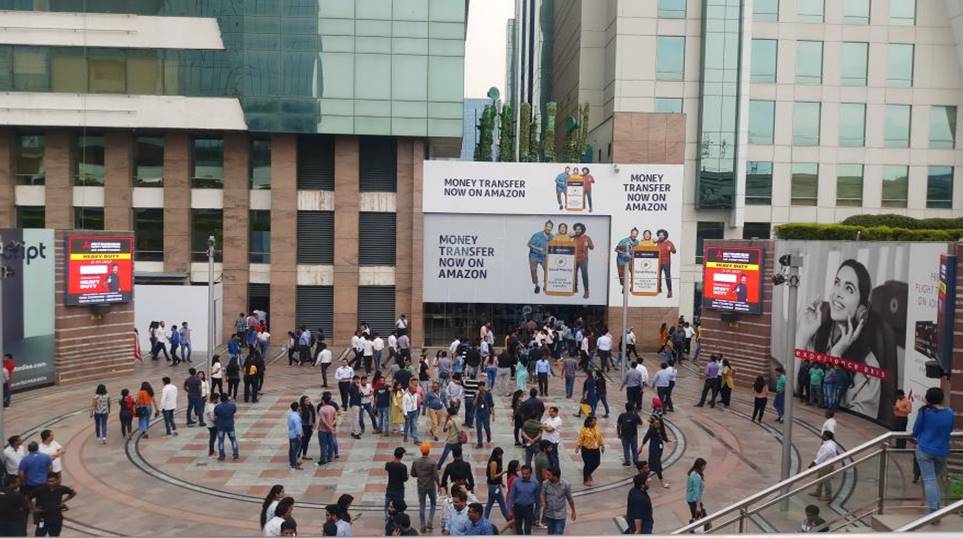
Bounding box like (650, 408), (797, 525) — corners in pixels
(702, 246), (763, 314)
(65, 235), (134, 306)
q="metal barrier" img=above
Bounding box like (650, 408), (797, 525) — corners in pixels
(671, 431), (963, 534)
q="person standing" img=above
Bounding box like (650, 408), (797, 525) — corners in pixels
(2, 354), (14, 408)
(912, 387), (954, 513)
(808, 430), (841, 501)
(385, 447), (409, 523)
(508, 465), (539, 535)
(695, 356), (721, 408)
(595, 329), (613, 372)
(184, 368), (205, 427)
(168, 322), (181, 365)
(372, 333), (385, 372)
(28, 472), (75, 537)
(624, 328), (639, 361)
(179, 322), (192, 363)
(541, 407), (562, 470)
(594, 370), (610, 417)
(90, 384), (110, 444)
(214, 395), (239, 460)
(204, 393), (219, 457)
(226, 355), (241, 401)
(773, 367), (787, 423)
(159, 377), (178, 436)
(535, 354), (551, 397)
(210, 356), (223, 396)
(617, 403), (643, 467)
(135, 382), (158, 438)
(474, 384), (495, 448)
(315, 343), (333, 388)
(751, 376), (769, 423)
(316, 394), (338, 465)
(621, 364), (643, 412)
(37, 431), (63, 479)
(287, 402), (303, 470)
(822, 365), (836, 411)
(686, 458), (708, 529)
(411, 442), (439, 533)
(0, 472), (28, 537)
(540, 467), (575, 535)
(242, 354), (259, 403)
(349, 376), (364, 440)
(17, 442), (51, 494)
(403, 382), (421, 444)
(892, 389), (912, 448)
(652, 362), (671, 413)
(719, 359), (735, 408)
(1, 436), (24, 488)
(373, 374), (390, 435)
(808, 364), (824, 407)
(561, 354), (577, 399)
(440, 446), (475, 495)
(298, 396), (316, 459)
(625, 474), (653, 534)
(575, 415), (604, 487)
(521, 414), (543, 468)
(335, 360), (354, 410)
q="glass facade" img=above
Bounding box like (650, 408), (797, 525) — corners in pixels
(250, 138), (271, 190)
(658, 0), (686, 18)
(887, 44), (914, 88)
(840, 42), (868, 86)
(882, 165), (909, 208)
(927, 166), (954, 209)
(695, 0), (741, 210)
(14, 134), (44, 185)
(74, 133), (105, 186)
(655, 98), (683, 113)
(844, 0), (870, 24)
(836, 164), (864, 206)
(793, 102), (821, 146)
(192, 137), (223, 188)
(754, 0), (779, 20)
(656, 36), (685, 81)
(748, 100), (775, 144)
(133, 208), (163, 261)
(134, 135), (164, 187)
(929, 106), (957, 149)
(751, 39), (777, 83)
(191, 209), (223, 262)
(742, 222), (771, 239)
(746, 161), (773, 205)
(74, 207), (104, 230)
(249, 210), (271, 263)
(884, 105), (911, 148)
(791, 163), (819, 206)
(0, 0), (467, 137)
(796, 41), (823, 85)
(797, 0), (824, 22)
(890, 0), (916, 25)
(839, 103), (866, 147)
(695, 222), (724, 264)
(16, 206), (44, 228)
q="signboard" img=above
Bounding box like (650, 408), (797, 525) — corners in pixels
(64, 235), (134, 306)
(936, 254), (957, 373)
(0, 229), (55, 389)
(702, 246), (764, 314)
(423, 214), (610, 305)
(423, 161), (684, 307)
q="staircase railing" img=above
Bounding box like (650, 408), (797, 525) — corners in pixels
(894, 497), (963, 531)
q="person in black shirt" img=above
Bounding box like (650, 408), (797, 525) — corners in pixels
(625, 474), (653, 534)
(28, 473), (75, 537)
(616, 403), (643, 467)
(519, 388), (545, 421)
(395, 359), (414, 390)
(0, 476), (28, 537)
(440, 445), (474, 493)
(384, 499), (408, 535)
(394, 512), (419, 536)
(385, 448), (409, 524)
(464, 345), (482, 378)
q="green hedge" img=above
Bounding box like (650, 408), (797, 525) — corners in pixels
(841, 214), (963, 230)
(776, 223), (963, 242)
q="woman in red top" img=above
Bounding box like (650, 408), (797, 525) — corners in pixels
(655, 229), (677, 298)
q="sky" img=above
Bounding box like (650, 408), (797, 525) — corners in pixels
(463, 0), (515, 98)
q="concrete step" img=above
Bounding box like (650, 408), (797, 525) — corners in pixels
(871, 507), (963, 531)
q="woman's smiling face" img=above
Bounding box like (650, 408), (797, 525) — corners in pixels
(830, 265), (862, 322)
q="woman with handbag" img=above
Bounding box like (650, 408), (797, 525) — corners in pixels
(686, 457), (709, 531)
(135, 382), (158, 439)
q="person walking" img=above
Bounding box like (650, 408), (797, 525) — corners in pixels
(299, 396), (316, 459)
(204, 393), (219, 456)
(484, 447), (509, 522)
(426, 382), (445, 441)
(686, 458), (708, 529)
(225, 355), (241, 401)
(214, 395), (239, 461)
(621, 364), (644, 412)
(315, 343), (333, 388)
(384, 447), (409, 523)
(625, 474), (654, 534)
(28, 472), (76, 537)
(496, 350), (513, 396)
(541, 407), (562, 470)
(750, 376), (768, 423)
(474, 384), (495, 448)
(594, 370), (610, 417)
(90, 384), (110, 444)
(348, 376), (364, 440)
(135, 382), (158, 439)
(540, 467), (575, 535)
(912, 387), (954, 513)
(652, 362), (671, 412)
(184, 368), (205, 427)
(335, 359), (354, 410)
(719, 359), (735, 407)
(642, 416), (671, 488)
(373, 373), (390, 435)
(695, 356), (721, 408)
(179, 322), (192, 363)
(617, 402), (643, 467)
(436, 408), (463, 469)
(209, 355), (223, 396)
(807, 430), (841, 501)
(535, 354), (551, 397)
(316, 394), (338, 465)
(411, 442), (439, 533)
(575, 415), (604, 487)
(117, 389), (135, 441)
(508, 465), (539, 535)
(773, 367), (787, 423)
(159, 377), (178, 436)
(562, 354), (577, 399)
(402, 382), (421, 444)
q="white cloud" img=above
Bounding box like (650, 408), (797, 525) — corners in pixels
(464, 0), (515, 98)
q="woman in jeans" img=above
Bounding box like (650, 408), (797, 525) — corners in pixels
(90, 384), (110, 444)
(136, 382), (158, 439)
(913, 387), (954, 513)
(118, 388), (134, 441)
(686, 458), (708, 529)
(484, 447), (509, 521)
(575, 415), (604, 487)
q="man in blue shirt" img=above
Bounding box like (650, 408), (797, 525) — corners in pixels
(615, 228), (640, 289)
(287, 402), (303, 470)
(553, 166), (571, 210)
(527, 221), (554, 294)
(464, 502), (497, 535)
(508, 465), (540, 535)
(214, 395), (239, 461)
(17, 442), (51, 491)
(695, 355), (721, 408)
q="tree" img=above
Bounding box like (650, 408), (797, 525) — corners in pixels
(474, 104), (495, 161)
(519, 102), (532, 162)
(542, 101), (557, 162)
(498, 104), (515, 161)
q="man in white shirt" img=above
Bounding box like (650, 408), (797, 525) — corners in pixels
(395, 315), (408, 333)
(362, 335), (375, 373)
(160, 376), (179, 436)
(821, 410), (837, 435)
(683, 323), (696, 356)
(350, 332), (364, 369)
(315, 343), (333, 387)
(402, 383), (421, 443)
(635, 361), (650, 387)
(809, 431), (842, 500)
(2, 435), (25, 483)
(596, 329), (613, 371)
(38, 430), (64, 474)
(372, 334), (385, 371)
(624, 328), (639, 361)
(449, 338), (461, 357)
(541, 406), (563, 469)
(335, 360), (355, 409)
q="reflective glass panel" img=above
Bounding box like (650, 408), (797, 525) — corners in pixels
(840, 42), (868, 86)
(927, 166), (953, 209)
(748, 100), (775, 144)
(15, 134), (44, 185)
(658, 0), (686, 18)
(887, 44), (914, 87)
(192, 138), (224, 188)
(656, 36), (685, 81)
(890, 0), (915, 25)
(249, 209), (271, 263)
(74, 134), (105, 186)
(754, 0), (779, 20)
(250, 138), (271, 190)
(746, 161), (773, 205)
(929, 106), (956, 149)
(793, 102), (821, 146)
(655, 98), (683, 113)
(751, 39), (777, 83)
(884, 105), (911, 148)
(796, 41), (823, 84)
(882, 165), (908, 208)
(839, 103), (866, 147)
(134, 135), (164, 187)
(844, 0), (870, 24)
(836, 164), (863, 206)
(798, 0), (824, 22)
(791, 163), (819, 206)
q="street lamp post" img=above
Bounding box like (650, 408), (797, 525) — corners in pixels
(778, 252), (803, 509)
(207, 235), (215, 383)
(622, 269), (629, 378)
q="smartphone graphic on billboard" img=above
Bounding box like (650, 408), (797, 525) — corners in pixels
(630, 244), (660, 296)
(544, 238), (577, 296)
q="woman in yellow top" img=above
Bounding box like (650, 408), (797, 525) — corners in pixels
(720, 359), (736, 407)
(575, 415), (605, 486)
(389, 381), (405, 433)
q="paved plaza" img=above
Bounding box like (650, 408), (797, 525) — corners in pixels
(6, 351), (902, 536)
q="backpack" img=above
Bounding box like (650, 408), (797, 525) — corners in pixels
(119, 395), (134, 418)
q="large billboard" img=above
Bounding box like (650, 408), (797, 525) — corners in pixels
(771, 241), (943, 428)
(0, 229), (55, 389)
(424, 213), (611, 305)
(702, 246), (764, 314)
(423, 161), (684, 307)
(64, 235), (134, 306)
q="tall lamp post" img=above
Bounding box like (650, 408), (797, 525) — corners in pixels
(774, 251), (803, 508)
(207, 235), (215, 383)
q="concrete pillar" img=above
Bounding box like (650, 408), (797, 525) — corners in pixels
(396, 139), (414, 343)
(333, 136), (360, 346)
(410, 140), (425, 347)
(163, 132), (191, 274)
(269, 134), (297, 334)
(0, 130), (14, 228)
(222, 132), (250, 335)
(104, 130), (133, 231)
(44, 130), (72, 230)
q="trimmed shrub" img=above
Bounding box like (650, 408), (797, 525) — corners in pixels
(775, 223), (963, 242)
(840, 214), (963, 230)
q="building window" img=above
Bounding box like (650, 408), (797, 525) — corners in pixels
(133, 135), (164, 187)
(839, 103), (866, 147)
(795, 41), (823, 85)
(16, 206), (44, 229)
(14, 134), (44, 185)
(133, 208), (163, 261)
(746, 161), (773, 205)
(74, 207), (104, 230)
(88, 49), (125, 93)
(191, 209), (223, 262)
(791, 163), (819, 206)
(797, 0), (824, 22)
(887, 44), (914, 88)
(357, 286), (396, 337)
(929, 106), (957, 149)
(793, 102), (821, 146)
(191, 137), (224, 188)
(927, 166), (954, 209)
(359, 212), (396, 266)
(695, 222), (724, 264)
(359, 137), (398, 192)
(882, 165), (909, 208)
(655, 98), (682, 113)
(754, 0), (779, 20)
(742, 222), (771, 240)
(840, 42), (868, 86)
(11, 46), (176, 95)
(750, 39), (777, 83)
(658, 0), (686, 18)
(297, 211), (334, 265)
(249, 210), (271, 263)
(843, 0), (870, 24)
(655, 36), (685, 81)
(73, 134), (105, 187)
(748, 100), (775, 144)
(890, 0), (915, 25)
(884, 105), (911, 148)
(13, 47), (47, 91)
(297, 135), (335, 190)
(836, 164), (864, 207)
(250, 138), (271, 190)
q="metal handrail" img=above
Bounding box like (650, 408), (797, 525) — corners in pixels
(671, 430), (963, 535)
(894, 497), (963, 531)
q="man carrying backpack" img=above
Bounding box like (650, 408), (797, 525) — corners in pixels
(243, 354), (259, 403)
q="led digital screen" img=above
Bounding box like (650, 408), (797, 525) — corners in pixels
(702, 246), (764, 314)
(65, 235), (134, 306)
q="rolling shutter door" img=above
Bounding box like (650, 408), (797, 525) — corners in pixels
(297, 135), (335, 190)
(357, 286), (395, 337)
(358, 212), (395, 265)
(359, 136), (397, 192)
(296, 285), (333, 337)
(297, 210), (334, 264)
